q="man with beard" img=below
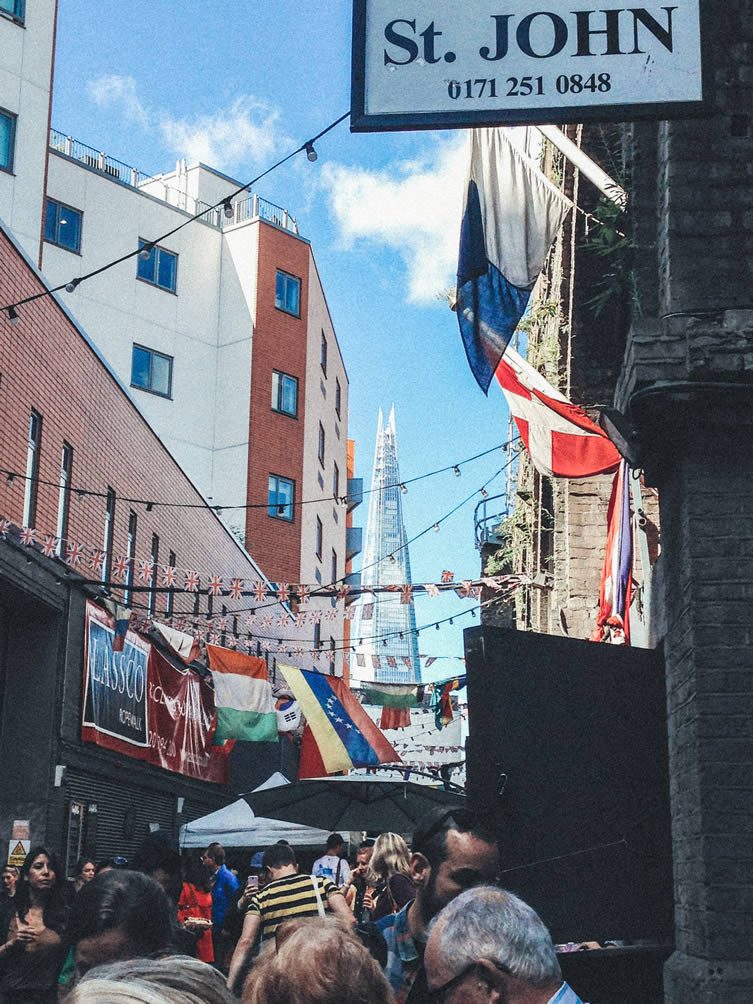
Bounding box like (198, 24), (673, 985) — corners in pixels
(376, 808), (499, 1003)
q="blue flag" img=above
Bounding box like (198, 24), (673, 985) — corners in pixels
(456, 130), (572, 393)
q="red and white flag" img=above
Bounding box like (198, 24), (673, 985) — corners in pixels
(496, 346), (620, 478)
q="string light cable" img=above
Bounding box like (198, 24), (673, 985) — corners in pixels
(1, 111), (351, 322)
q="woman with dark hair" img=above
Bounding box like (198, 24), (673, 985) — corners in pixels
(177, 854), (214, 964)
(72, 856), (96, 895)
(0, 846), (68, 1002)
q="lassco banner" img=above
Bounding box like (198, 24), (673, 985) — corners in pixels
(82, 602), (229, 784)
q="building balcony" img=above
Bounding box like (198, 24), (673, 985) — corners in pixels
(346, 526), (363, 563)
(49, 128), (299, 234)
(346, 478), (363, 512)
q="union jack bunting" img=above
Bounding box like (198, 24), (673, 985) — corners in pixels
(400, 585), (413, 605)
(42, 535), (59, 558)
(20, 527), (37, 546)
(454, 580), (473, 598)
(113, 556), (130, 580)
(337, 583), (351, 601)
(137, 560), (154, 584)
(208, 575), (223, 596)
(275, 614), (288, 627)
(309, 609), (322, 624)
(261, 639), (272, 651)
(441, 570), (455, 583)
(253, 581), (267, 603)
(184, 570), (200, 592)
(361, 603), (374, 621)
(402, 656), (412, 667)
(161, 565), (177, 587)
(229, 577), (244, 600)
(424, 583), (440, 598)
(227, 635), (237, 649)
(66, 541), (85, 567)
(277, 583), (290, 603)
(0, 518), (10, 538)
(208, 632), (221, 646)
(89, 550), (106, 575)
(470, 585), (482, 599)
(425, 656), (437, 667)
(295, 612), (307, 628)
(370, 655), (380, 669)
(325, 609), (338, 622)
(261, 613), (274, 628)
(294, 646), (304, 658)
(244, 616), (255, 631)
(217, 616), (229, 631)
(344, 607), (356, 621)
(296, 582), (310, 603)
(387, 655), (397, 668)
(246, 639), (255, 654)
(356, 654), (366, 667)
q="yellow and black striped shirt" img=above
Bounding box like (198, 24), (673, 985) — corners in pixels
(246, 873), (340, 939)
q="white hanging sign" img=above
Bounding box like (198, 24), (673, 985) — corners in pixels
(351, 0), (707, 132)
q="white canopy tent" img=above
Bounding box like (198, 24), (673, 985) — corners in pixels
(179, 773), (330, 849)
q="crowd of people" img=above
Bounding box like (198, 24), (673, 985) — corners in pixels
(0, 810), (586, 1003)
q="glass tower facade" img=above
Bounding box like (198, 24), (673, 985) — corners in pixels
(353, 406), (421, 683)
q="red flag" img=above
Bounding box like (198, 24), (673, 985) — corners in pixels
(591, 461), (633, 645)
(497, 347), (620, 478)
(380, 706), (411, 730)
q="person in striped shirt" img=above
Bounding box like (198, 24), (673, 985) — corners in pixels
(226, 843), (354, 992)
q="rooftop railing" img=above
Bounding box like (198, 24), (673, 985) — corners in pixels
(49, 129), (299, 235)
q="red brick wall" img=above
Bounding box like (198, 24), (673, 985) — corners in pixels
(0, 228), (268, 623)
(245, 223), (310, 584)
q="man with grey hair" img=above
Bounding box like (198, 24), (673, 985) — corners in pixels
(424, 885), (585, 1003)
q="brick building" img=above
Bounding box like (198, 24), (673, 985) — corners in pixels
(478, 6), (753, 1001)
(0, 222), (304, 867)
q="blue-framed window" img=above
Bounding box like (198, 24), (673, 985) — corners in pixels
(271, 371), (298, 417)
(131, 344), (173, 398)
(268, 474), (295, 521)
(137, 239), (178, 292)
(275, 270), (300, 316)
(0, 109), (16, 173)
(0, 1), (25, 24)
(44, 199), (83, 253)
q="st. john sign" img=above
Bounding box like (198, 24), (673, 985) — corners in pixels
(351, 1), (707, 131)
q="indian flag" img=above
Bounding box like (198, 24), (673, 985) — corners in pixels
(360, 681), (419, 708)
(207, 645), (278, 742)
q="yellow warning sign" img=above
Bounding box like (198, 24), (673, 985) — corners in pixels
(7, 840), (29, 867)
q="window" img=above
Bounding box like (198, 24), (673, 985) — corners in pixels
(268, 474), (295, 521)
(0, 109), (16, 174)
(124, 512), (137, 605)
(165, 549), (176, 617)
(22, 410), (41, 527)
(0, 0), (25, 22)
(275, 270), (300, 316)
(333, 462), (340, 501)
(318, 423), (325, 467)
(320, 332), (328, 376)
(315, 516), (323, 560)
(313, 621), (321, 650)
(103, 488), (116, 582)
(137, 239), (178, 292)
(331, 549), (338, 585)
(44, 199), (82, 253)
(335, 378), (341, 419)
(55, 443), (73, 556)
(131, 344), (173, 398)
(148, 534), (160, 616)
(271, 371), (298, 417)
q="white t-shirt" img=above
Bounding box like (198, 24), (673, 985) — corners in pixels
(312, 853), (350, 886)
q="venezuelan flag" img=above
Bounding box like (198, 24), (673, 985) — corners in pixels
(280, 665), (398, 776)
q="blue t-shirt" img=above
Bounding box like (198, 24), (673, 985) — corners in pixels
(211, 863), (239, 928)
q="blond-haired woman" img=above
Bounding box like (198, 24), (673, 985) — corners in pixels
(365, 833), (415, 922)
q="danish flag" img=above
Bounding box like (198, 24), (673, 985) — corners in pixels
(496, 347), (620, 478)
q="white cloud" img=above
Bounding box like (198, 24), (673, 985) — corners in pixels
(159, 97), (286, 172)
(86, 76), (288, 175)
(87, 75), (149, 130)
(320, 137), (468, 304)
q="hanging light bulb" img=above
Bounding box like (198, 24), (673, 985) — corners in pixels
(389, 554), (396, 564)
(7, 305), (20, 326)
(453, 466), (461, 477)
(449, 618), (454, 626)
(65, 278), (80, 294)
(304, 141), (318, 162)
(138, 242), (154, 261)
(6, 472), (15, 485)
(432, 523), (440, 533)
(480, 487), (489, 499)
(222, 199), (234, 220)
(435, 623), (440, 630)
(399, 483), (408, 495)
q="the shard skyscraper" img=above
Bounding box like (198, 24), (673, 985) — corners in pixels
(353, 406), (421, 684)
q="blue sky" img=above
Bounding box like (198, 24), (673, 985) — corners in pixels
(51, 0), (512, 669)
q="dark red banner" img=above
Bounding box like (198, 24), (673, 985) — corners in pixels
(82, 602), (228, 784)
